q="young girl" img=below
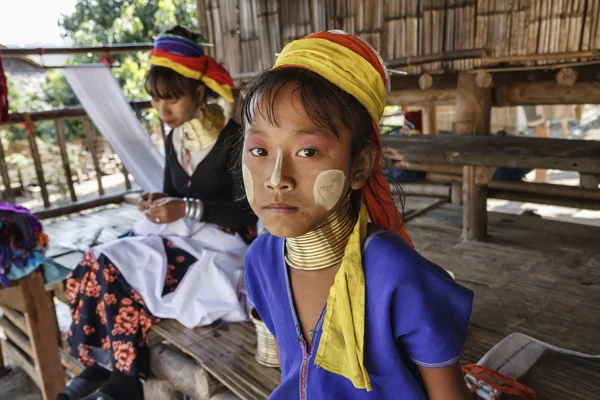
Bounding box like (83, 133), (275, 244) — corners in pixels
(58, 26), (257, 400)
(242, 31), (474, 399)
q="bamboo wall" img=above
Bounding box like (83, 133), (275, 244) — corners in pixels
(197, 0), (600, 76)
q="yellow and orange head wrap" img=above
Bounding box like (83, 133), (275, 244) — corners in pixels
(274, 30), (412, 246)
(149, 29), (235, 102)
(272, 31), (414, 392)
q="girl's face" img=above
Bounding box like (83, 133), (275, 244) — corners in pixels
(242, 85), (371, 238)
(150, 84), (205, 129)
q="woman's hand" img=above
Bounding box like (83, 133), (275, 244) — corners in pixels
(144, 197), (186, 224)
(137, 192), (167, 211)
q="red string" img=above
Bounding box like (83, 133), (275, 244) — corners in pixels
(462, 364), (536, 400)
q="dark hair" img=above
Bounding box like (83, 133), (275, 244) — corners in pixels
(237, 67), (405, 229)
(145, 66), (205, 100)
(144, 26), (210, 100)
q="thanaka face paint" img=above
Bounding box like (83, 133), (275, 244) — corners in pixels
(313, 169), (346, 211)
(270, 148), (283, 186)
(242, 164), (254, 204)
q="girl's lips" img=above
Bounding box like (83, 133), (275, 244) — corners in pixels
(263, 203), (299, 213)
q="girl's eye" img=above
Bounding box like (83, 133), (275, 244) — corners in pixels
(250, 148), (268, 157)
(296, 149), (317, 158)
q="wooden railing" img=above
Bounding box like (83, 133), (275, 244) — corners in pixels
(0, 101), (152, 217)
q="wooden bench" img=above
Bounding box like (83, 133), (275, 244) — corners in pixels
(0, 273), (67, 400)
(382, 134), (600, 240)
(151, 320), (280, 399)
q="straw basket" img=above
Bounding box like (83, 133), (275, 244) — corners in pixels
(250, 308), (279, 368)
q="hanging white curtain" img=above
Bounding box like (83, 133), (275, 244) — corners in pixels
(64, 66), (164, 192)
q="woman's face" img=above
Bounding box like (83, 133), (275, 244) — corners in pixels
(242, 85), (369, 238)
(150, 84), (205, 129)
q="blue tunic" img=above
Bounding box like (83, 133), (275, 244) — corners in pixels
(245, 228), (474, 399)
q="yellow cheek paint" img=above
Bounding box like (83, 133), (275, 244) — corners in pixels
(242, 164), (254, 204)
(270, 148), (283, 186)
(313, 170), (346, 211)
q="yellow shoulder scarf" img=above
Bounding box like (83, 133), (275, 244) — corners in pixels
(315, 203), (372, 391)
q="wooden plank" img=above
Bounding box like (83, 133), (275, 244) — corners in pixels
(462, 166), (488, 240)
(25, 119), (50, 208)
(0, 317), (33, 357)
(54, 118), (77, 202)
(1, 339), (39, 388)
(33, 191), (128, 220)
(0, 305), (27, 333)
(151, 320), (280, 400)
(0, 284), (26, 313)
(381, 135), (600, 174)
(20, 272), (66, 400)
(3, 101), (153, 126)
(82, 116), (104, 196)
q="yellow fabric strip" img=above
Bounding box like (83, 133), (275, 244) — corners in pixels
(314, 203), (372, 391)
(274, 38), (386, 123)
(149, 55), (234, 102)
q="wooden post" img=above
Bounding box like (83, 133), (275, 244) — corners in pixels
(534, 122), (548, 183)
(24, 117), (50, 208)
(0, 135), (15, 204)
(455, 72), (492, 241)
(82, 116), (105, 195)
(54, 119), (77, 202)
(422, 103), (437, 134)
(20, 272), (66, 400)
(561, 118), (568, 139)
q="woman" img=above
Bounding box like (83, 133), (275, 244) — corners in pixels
(58, 26), (256, 400)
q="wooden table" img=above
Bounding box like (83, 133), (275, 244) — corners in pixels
(382, 135), (600, 240)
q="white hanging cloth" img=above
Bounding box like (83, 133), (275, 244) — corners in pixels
(64, 66), (164, 192)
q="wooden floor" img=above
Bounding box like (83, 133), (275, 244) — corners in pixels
(41, 199), (600, 400)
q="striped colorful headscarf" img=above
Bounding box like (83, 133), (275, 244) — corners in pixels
(273, 31), (414, 392)
(149, 30), (235, 102)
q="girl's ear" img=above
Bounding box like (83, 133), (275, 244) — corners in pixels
(196, 84), (206, 105)
(350, 148), (376, 190)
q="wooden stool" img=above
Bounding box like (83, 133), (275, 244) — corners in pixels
(0, 271), (66, 400)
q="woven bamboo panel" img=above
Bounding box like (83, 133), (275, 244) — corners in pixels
(194, 0), (600, 77)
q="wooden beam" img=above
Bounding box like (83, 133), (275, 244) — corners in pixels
(401, 183), (451, 197)
(534, 123), (548, 183)
(25, 121), (50, 208)
(20, 272), (66, 400)
(381, 135), (600, 174)
(150, 344), (225, 399)
(1, 339), (39, 388)
(3, 101), (152, 126)
(421, 104), (437, 134)
(54, 119), (77, 202)
(0, 317), (33, 357)
(33, 191), (129, 219)
(82, 116), (104, 196)
(489, 189), (600, 210)
(455, 71), (492, 241)
(2, 43), (154, 58)
(495, 81), (600, 106)
(386, 160), (463, 174)
(387, 88), (456, 106)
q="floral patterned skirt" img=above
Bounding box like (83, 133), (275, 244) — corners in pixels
(65, 238), (196, 377)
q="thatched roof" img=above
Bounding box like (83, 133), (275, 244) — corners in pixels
(197, 1), (600, 76)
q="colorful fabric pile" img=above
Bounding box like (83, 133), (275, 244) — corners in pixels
(0, 202), (70, 287)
